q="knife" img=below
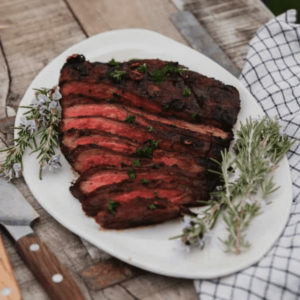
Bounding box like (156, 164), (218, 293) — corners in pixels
(0, 177), (85, 300)
(0, 234), (22, 300)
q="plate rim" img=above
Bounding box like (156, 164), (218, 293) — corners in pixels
(16, 28), (293, 279)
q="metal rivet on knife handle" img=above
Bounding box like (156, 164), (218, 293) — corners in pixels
(52, 274), (63, 283)
(29, 243), (40, 251)
(0, 177), (85, 300)
(1, 287), (11, 296)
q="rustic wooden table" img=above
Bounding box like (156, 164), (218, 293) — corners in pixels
(0, 1), (273, 299)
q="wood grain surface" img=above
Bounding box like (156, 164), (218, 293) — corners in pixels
(177, 0), (273, 70)
(0, 0), (272, 299)
(0, 235), (21, 300)
(17, 234), (85, 300)
(65, 0), (186, 43)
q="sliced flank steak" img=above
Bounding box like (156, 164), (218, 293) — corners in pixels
(58, 55), (240, 229)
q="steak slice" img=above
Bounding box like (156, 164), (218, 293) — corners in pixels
(62, 102), (227, 142)
(60, 117), (221, 157)
(95, 198), (182, 229)
(71, 165), (206, 200)
(61, 129), (137, 155)
(59, 55), (240, 130)
(68, 142), (214, 177)
(62, 129), (213, 176)
(82, 186), (194, 217)
(63, 103), (127, 119)
(61, 108), (226, 152)
(74, 166), (208, 219)
(62, 99), (229, 139)
(67, 144), (144, 173)
(153, 150), (205, 175)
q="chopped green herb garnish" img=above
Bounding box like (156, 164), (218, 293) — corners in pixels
(152, 164), (160, 169)
(136, 146), (153, 158)
(147, 126), (153, 132)
(132, 159), (141, 167)
(153, 190), (158, 196)
(108, 58), (120, 67)
(149, 63), (188, 84)
(183, 87), (191, 97)
(110, 70), (126, 82)
(121, 162), (127, 168)
(135, 140), (159, 158)
(125, 115), (136, 124)
(148, 204), (157, 210)
(137, 63), (147, 73)
(191, 113), (199, 120)
(113, 93), (120, 98)
(162, 103), (170, 111)
(108, 98), (115, 103)
(140, 178), (149, 184)
(127, 168), (136, 180)
(150, 140), (159, 148)
(108, 200), (119, 214)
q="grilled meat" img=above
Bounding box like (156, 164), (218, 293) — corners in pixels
(58, 54), (240, 229)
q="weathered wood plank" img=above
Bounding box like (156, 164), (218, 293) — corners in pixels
(65, 0), (186, 43)
(81, 238), (110, 262)
(0, 0), (86, 109)
(81, 258), (140, 290)
(120, 273), (196, 299)
(0, 40), (9, 119)
(170, 11), (240, 76)
(174, 0), (274, 70)
(142, 280), (197, 300)
(97, 285), (136, 300)
(0, 235), (22, 300)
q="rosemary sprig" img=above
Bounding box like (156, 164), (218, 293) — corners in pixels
(0, 87), (62, 180)
(0, 124), (33, 179)
(174, 117), (294, 254)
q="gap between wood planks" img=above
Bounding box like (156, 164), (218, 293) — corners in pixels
(63, 0), (89, 37)
(0, 39), (10, 119)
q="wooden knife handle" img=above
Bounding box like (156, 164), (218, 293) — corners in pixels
(16, 234), (85, 300)
(0, 235), (22, 300)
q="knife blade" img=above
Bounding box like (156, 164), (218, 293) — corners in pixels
(0, 234), (22, 300)
(0, 177), (85, 300)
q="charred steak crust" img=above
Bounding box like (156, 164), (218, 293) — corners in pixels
(58, 54), (241, 229)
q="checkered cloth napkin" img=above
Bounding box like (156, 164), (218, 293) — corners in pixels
(194, 10), (300, 300)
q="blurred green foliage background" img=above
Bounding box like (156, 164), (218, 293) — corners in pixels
(264, 0), (300, 22)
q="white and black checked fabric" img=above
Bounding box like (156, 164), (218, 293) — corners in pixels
(194, 10), (300, 300)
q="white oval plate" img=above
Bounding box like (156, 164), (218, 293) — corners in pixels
(16, 29), (292, 279)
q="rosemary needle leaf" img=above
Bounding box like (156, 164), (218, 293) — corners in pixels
(0, 87), (62, 180)
(173, 117), (293, 254)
